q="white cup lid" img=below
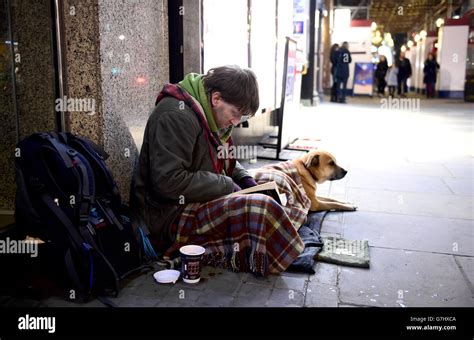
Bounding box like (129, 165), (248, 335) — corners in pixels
(179, 245), (206, 256)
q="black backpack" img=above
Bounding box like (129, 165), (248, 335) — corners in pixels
(14, 132), (147, 304)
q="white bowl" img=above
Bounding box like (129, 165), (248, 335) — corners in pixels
(153, 269), (181, 284)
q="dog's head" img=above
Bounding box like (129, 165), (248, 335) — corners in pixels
(302, 149), (347, 184)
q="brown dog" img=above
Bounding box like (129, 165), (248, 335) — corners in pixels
(293, 149), (357, 212)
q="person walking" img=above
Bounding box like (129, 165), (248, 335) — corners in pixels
(334, 41), (352, 103)
(375, 55), (388, 97)
(423, 53), (440, 98)
(397, 52), (412, 97)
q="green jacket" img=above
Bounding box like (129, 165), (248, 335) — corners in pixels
(132, 96), (251, 248)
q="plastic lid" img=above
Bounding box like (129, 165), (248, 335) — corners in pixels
(153, 269), (181, 284)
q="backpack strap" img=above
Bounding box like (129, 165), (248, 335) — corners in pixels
(39, 192), (84, 253)
(95, 199), (124, 231)
(38, 133), (74, 168)
(64, 248), (89, 301)
(40, 133), (95, 230)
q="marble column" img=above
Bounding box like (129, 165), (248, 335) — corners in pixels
(62, 0), (169, 203)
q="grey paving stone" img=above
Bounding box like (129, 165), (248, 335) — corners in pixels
(352, 161), (453, 178)
(442, 177), (474, 196)
(343, 211), (474, 256)
(273, 274), (307, 291)
(346, 188), (473, 220)
(173, 279), (207, 292)
(319, 232), (341, 239)
(231, 283), (273, 307)
(122, 276), (173, 299)
(154, 301), (184, 307)
(338, 247), (474, 307)
(241, 273), (276, 287)
(443, 164), (474, 178)
(161, 286), (203, 305)
(347, 171), (452, 195)
(321, 219), (343, 235)
(77, 299), (108, 308)
(200, 271), (242, 295)
(40, 296), (78, 307)
(324, 211), (344, 223)
(304, 281), (338, 307)
(193, 292), (234, 307)
(310, 262), (338, 286)
(266, 288), (304, 307)
(115, 294), (158, 307)
(454, 256), (474, 290)
(3, 297), (41, 308)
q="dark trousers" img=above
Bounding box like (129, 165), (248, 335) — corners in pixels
(335, 77), (348, 102)
(388, 86), (396, 97)
(377, 78), (386, 95)
(397, 76), (408, 95)
(426, 83), (435, 98)
(331, 77), (338, 101)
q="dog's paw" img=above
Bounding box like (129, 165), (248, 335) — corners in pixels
(343, 204), (357, 211)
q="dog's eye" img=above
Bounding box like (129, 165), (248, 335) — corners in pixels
(328, 161), (335, 166)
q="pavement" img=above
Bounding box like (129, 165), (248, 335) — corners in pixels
(3, 94), (473, 308)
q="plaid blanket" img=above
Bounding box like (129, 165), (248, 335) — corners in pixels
(163, 161), (311, 276)
(249, 161), (311, 231)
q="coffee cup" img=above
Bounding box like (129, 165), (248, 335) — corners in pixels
(179, 245), (205, 283)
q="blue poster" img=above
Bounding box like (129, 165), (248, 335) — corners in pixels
(353, 62), (375, 96)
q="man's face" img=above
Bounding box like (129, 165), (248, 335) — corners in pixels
(210, 91), (243, 129)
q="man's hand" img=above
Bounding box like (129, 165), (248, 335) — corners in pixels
(237, 176), (258, 189)
(233, 182), (242, 192)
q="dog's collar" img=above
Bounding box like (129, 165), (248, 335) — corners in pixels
(306, 168), (319, 183)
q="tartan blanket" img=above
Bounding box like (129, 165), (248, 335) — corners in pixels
(163, 161), (311, 276)
(249, 161), (311, 231)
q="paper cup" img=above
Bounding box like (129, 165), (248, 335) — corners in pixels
(179, 245), (205, 283)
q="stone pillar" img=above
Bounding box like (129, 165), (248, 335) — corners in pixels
(183, 0), (202, 74)
(61, 0), (169, 203)
(0, 0), (57, 211)
(322, 0), (332, 92)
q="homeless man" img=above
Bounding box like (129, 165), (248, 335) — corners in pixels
(132, 65), (309, 276)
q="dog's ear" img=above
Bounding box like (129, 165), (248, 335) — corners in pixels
(305, 154), (319, 168)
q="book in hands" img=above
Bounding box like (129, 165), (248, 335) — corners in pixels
(227, 181), (287, 206)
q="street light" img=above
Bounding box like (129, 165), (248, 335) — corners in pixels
(371, 21), (377, 31)
(420, 30), (427, 38)
(436, 18), (444, 28)
(414, 34), (421, 42)
(407, 40), (414, 48)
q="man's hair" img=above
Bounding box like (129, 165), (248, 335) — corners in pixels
(203, 65), (259, 117)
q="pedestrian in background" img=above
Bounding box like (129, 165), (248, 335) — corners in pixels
(329, 43), (340, 102)
(397, 52), (412, 97)
(423, 53), (440, 98)
(375, 55), (388, 97)
(334, 41), (352, 104)
(385, 60), (399, 98)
